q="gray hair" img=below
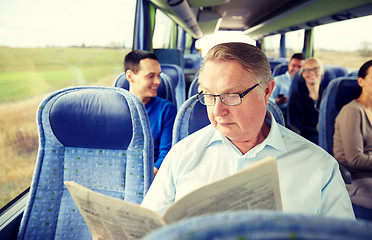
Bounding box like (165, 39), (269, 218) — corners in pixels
(200, 42), (272, 93)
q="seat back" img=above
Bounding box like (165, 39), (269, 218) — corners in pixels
(184, 53), (202, 69)
(154, 48), (184, 68)
(268, 57), (288, 73)
(17, 87), (154, 240)
(318, 77), (361, 155)
(161, 64), (186, 109)
(172, 95), (285, 145)
(325, 65), (348, 78)
(272, 63), (288, 77)
(143, 210), (372, 240)
(113, 72), (176, 106)
(187, 73), (199, 99)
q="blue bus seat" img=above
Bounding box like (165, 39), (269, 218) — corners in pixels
(318, 77), (360, 183)
(113, 72), (176, 106)
(184, 53), (202, 69)
(268, 57), (288, 73)
(172, 95), (285, 145)
(143, 210), (372, 240)
(272, 63), (288, 77)
(348, 70), (358, 77)
(187, 74), (199, 99)
(161, 64), (186, 109)
(154, 48), (184, 69)
(17, 87), (154, 239)
(325, 65), (349, 78)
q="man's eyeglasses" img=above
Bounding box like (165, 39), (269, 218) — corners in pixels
(197, 84), (259, 106)
(302, 67), (320, 73)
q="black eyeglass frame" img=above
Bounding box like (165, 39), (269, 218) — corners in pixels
(197, 83), (259, 106)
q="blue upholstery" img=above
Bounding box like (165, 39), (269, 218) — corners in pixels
(172, 95), (285, 145)
(113, 72), (176, 106)
(318, 77), (361, 183)
(318, 77), (361, 155)
(349, 70), (358, 77)
(172, 95), (209, 145)
(143, 210), (372, 240)
(325, 65), (349, 78)
(154, 48), (184, 69)
(268, 57), (288, 73)
(272, 63), (288, 77)
(184, 53), (202, 69)
(267, 99), (285, 126)
(187, 73), (199, 99)
(161, 64), (186, 109)
(17, 87), (154, 240)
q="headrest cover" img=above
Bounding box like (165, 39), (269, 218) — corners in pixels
(189, 101), (210, 134)
(49, 90), (133, 149)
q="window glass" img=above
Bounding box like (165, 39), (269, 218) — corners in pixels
(285, 30), (305, 57)
(153, 10), (173, 49)
(0, 0), (136, 209)
(314, 15), (372, 71)
(262, 34), (281, 58)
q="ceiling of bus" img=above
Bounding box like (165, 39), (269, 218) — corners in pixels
(150, 0), (372, 40)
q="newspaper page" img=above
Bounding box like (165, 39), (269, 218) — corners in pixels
(162, 156), (282, 223)
(65, 156), (281, 239)
(65, 181), (165, 240)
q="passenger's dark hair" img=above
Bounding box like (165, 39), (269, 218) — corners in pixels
(124, 50), (158, 73)
(291, 53), (306, 60)
(358, 59), (372, 79)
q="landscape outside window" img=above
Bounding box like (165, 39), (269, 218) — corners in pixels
(0, 0), (136, 209)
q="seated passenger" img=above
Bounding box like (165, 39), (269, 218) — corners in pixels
(141, 43), (354, 219)
(124, 50), (177, 176)
(287, 58), (324, 144)
(270, 53), (305, 116)
(333, 59), (372, 217)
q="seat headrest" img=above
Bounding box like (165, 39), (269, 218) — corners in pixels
(49, 89), (133, 149)
(334, 78), (361, 111)
(189, 100), (209, 134)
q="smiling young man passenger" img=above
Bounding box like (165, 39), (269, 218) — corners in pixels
(141, 43), (354, 219)
(124, 50), (177, 176)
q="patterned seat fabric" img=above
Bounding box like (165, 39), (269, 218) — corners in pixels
(17, 86), (153, 239)
(143, 210), (372, 240)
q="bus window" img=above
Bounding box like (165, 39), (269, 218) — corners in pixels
(263, 34), (281, 58)
(314, 15), (372, 71)
(285, 30), (305, 57)
(0, 0), (136, 209)
(153, 10), (173, 49)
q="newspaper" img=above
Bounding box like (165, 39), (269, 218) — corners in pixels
(65, 156), (282, 240)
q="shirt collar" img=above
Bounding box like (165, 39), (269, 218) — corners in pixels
(207, 111), (287, 155)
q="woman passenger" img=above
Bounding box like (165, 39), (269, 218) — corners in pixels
(288, 58), (324, 144)
(333, 59), (372, 220)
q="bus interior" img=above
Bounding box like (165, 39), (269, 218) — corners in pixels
(1, 0), (372, 239)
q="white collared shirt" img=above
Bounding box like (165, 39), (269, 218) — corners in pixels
(141, 112), (355, 220)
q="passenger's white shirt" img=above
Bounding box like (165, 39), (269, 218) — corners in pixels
(141, 112), (355, 220)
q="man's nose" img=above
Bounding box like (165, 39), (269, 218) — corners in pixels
(212, 96), (227, 117)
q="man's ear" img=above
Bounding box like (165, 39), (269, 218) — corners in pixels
(264, 80), (275, 105)
(126, 70), (134, 83)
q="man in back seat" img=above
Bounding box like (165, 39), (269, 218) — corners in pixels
(124, 50), (177, 176)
